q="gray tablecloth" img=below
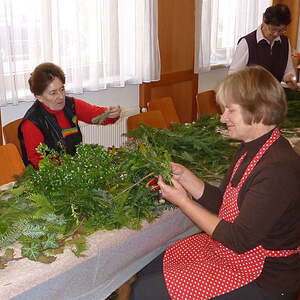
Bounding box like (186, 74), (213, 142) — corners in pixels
(0, 206), (198, 300)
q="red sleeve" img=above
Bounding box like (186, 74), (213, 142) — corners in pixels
(21, 120), (44, 169)
(74, 98), (119, 125)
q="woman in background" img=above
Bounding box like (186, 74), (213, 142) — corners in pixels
(19, 62), (121, 169)
(229, 4), (297, 89)
(131, 66), (300, 300)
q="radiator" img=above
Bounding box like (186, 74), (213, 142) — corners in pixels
(79, 107), (139, 148)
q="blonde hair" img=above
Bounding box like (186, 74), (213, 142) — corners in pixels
(216, 66), (287, 125)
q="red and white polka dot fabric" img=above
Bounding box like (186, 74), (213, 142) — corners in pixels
(163, 128), (299, 300)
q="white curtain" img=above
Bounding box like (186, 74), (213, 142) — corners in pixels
(0, 0), (160, 106)
(195, 0), (270, 73)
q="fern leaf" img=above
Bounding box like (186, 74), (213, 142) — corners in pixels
(41, 234), (59, 249)
(22, 224), (46, 238)
(21, 243), (41, 261)
(0, 219), (30, 249)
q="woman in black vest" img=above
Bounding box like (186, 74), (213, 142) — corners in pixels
(18, 62), (121, 169)
(229, 4), (297, 89)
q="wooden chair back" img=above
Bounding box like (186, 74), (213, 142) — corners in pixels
(3, 118), (23, 154)
(127, 111), (168, 131)
(0, 109), (3, 146)
(0, 143), (25, 185)
(196, 90), (221, 116)
(147, 97), (180, 126)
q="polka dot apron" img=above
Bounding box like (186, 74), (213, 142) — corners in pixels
(163, 128), (299, 300)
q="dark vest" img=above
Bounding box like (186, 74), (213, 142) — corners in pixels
(238, 30), (289, 82)
(18, 96), (82, 166)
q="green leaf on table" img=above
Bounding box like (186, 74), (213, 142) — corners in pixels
(22, 224), (46, 238)
(37, 255), (56, 264)
(67, 235), (87, 257)
(45, 246), (65, 255)
(4, 248), (14, 260)
(21, 243), (41, 261)
(41, 234), (59, 249)
(0, 258), (7, 269)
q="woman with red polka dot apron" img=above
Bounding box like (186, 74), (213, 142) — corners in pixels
(162, 127), (298, 300)
(130, 66), (300, 300)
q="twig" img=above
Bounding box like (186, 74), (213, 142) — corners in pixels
(112, 172), (154, 200)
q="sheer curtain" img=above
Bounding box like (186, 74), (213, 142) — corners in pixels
(0, 0), (160, 106)
(195, 0), (270, 73)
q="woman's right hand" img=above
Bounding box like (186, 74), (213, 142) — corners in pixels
(171, 162), (205, 199)
(171, 162), (197, 183)
(108, 105), (121, 118)
(171, 162), (188, 182)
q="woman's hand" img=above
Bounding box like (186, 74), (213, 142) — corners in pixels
(171, 162), (187, 182)
(285, 74), (298, 90)
(158, 176), (220, 236)
(108, 105), (121, 118)
(157, 176), (191, 207)
(171, 162), (205, 199)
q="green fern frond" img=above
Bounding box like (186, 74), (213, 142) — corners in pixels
(0, 219), (30, 249)
(22, 224), (47, 238)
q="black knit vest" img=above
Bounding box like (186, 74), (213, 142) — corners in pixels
(18, 96), (82, 166)
(238, 30), (288, 82)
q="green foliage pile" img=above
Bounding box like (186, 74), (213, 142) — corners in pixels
(283, 88), (300, 130)
(0, 115), (235, 265)
(127, 116), (236, 181)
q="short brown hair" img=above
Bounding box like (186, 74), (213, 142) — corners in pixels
(263, 4), (291, 26)
(28, 62), (65, 96)
(216, 66), (287, 126)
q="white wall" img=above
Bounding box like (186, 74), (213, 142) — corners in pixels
(1, 84), (139, 126)
(1, 68), (228, 126)
(198, 67), (228, 92)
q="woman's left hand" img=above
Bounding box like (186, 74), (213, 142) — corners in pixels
(285, 74), (298, 90)
(157, 176), (191, 207)
(108, 105), (121, 118)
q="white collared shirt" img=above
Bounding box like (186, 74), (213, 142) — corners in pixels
(228, 25), (295, 82)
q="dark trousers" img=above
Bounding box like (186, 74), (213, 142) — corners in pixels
(130, 252), (297, 300)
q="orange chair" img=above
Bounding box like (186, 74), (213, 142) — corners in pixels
(0, 109), (3, 146)
(3, 118), (23, 154)
(0, 143), (25, 185)
(147, 97), (180, 127)
(196, 90), (221, 116)
(127, 111), (168, 131)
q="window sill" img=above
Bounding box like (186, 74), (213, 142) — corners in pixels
(210, 64), (228, 70)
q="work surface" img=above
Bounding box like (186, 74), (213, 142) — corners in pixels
(2, 128), (298, 300)
(0, 194), (198, 300)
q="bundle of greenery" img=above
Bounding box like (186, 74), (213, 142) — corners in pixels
(0, 116), (235, 265)
(283, 88), (300, 129)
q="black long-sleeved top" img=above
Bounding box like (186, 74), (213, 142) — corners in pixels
(199, 128), (300, 294)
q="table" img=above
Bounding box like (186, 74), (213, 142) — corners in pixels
(0, 204), (199, 300)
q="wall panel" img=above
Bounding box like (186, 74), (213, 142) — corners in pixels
(139, 0), (198, 123)
(273, 0), (300, 49)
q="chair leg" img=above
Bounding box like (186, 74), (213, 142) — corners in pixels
(115, 276), (136, 300)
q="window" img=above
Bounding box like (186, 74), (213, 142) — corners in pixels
(0, 0), (160, 106)
(195, 0), (271, 72)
